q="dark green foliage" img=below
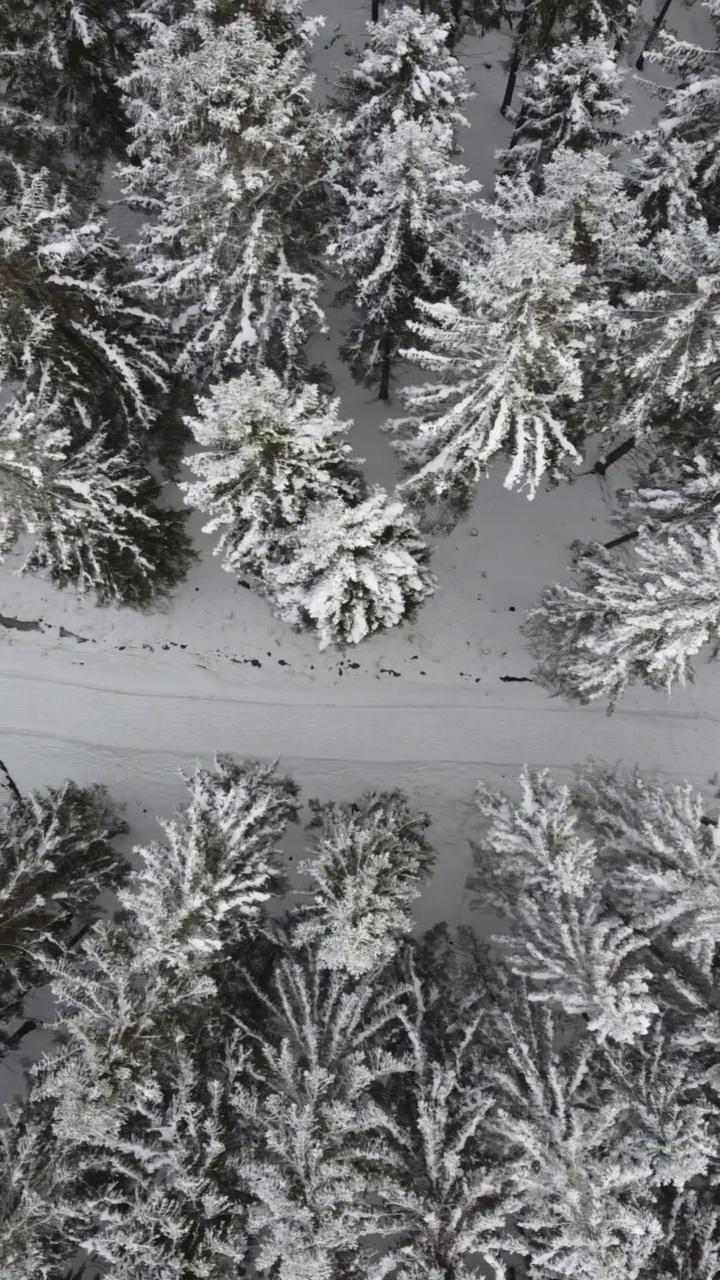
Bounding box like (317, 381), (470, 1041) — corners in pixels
(24, 472), (197, 609)
(0, 0), (143, 173)
(0, 155), (169, 451)
(0, 778), (129, 1034)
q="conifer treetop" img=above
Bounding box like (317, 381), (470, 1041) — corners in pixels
(270, 489), (437, 650)
(498, 33), (630, 185)
(120, 755), (301, 974)
(292, 790), (435, 975)
(523, 517), (720, 711)
(0, 371), (195, 607)
(332, 4), (473, 156)
(388, 227), (604, 523)
(118, 3), (329, 385)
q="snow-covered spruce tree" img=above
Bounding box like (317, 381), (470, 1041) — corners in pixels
(490, 145), (647, 292)
(0, 771), (129, 1050)
(500, 0), (637, 118)
(0, 374), (195, 607)
(123, 754), (301, 971)
(484, 176), (720, 485)
(469, 766), (660, 1042)
(423, 0), (509, 51)
(613, 448), (720, 534)
(487, 1000), (665, 1280)
(602, 214), (720, 449)
(291, 790), (435, 975)
(386, 226), (607, 528)
(231, 937), (413, 1280)
(235, 927), (510, 1280)
(328, 118), (483, 400)
(140, 0), (322, 53)
(497, 34), (630, 191)
(118, 1), (330, 391)
(0, 0), (143, 174)
(487, 148), (642, 459)
(181, 371), (436, 647)
(523, 518), (720, 712)
(370, 940), (511, 1280)
(627, 0), (720, 233)
(269, 490), (437, 650)
(330, 6), (473, 169)
(469, 763), (720, 1278)
(0, 155), (168, 451)
(0, 756), (302, 1278)
(179, 369), (365, 576)
(522, 446), (720, 712)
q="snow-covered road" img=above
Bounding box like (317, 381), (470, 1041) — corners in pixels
(3, 653), (716, 778)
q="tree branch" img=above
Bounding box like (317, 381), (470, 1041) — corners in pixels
(0, 759), (22, 804)
(603, 528), (640, 550)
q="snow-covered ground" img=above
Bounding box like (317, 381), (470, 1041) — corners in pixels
(1, 0), (718, 950)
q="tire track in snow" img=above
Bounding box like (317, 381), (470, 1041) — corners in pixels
(4, 668), (720, 725)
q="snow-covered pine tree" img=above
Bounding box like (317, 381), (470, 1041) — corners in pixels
(497, 34), (630, 191)
(0, 771), (129, 1051)
(500, 0), (637, 118)
(523, 517), (720, 712)
(328, 118), (483, 400)
(371, 939), (509, 1280)
(0, 373), (195, 607)
(0, 756), (301, 1278)
(291, 790), (435, 975)
(118, 1), (331, 391)
(231, 935), (411, 1280)
(627, 0), (720, 233)
(0, 155), (168, 452)
(386, 225), (607, 527)
(592, 212), (720, 456)
(470, 767), (659, 1041)
(181, 370), (436, 647)
(330, 6), (473, 168)
(0, 0), (143, 175)
(139, 0), (322, 53)
(269, 490), (437, 650)
(469, 762), (720, 1278)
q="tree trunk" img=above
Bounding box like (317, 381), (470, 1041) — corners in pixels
(604, 528), (640, 550)
(501, 0), (533, 116)
(613, 6), (635, 54)
(371, 0), (381, 20)
(636, 0), (673, 70)
(0, 759), (22, 804)
(445, 0), (462, 50)
(0, 919), (95, 1028)
(0, 1018), (39, 1057)
(589, 435), (636, 477)
(378, 332), (393, 400)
